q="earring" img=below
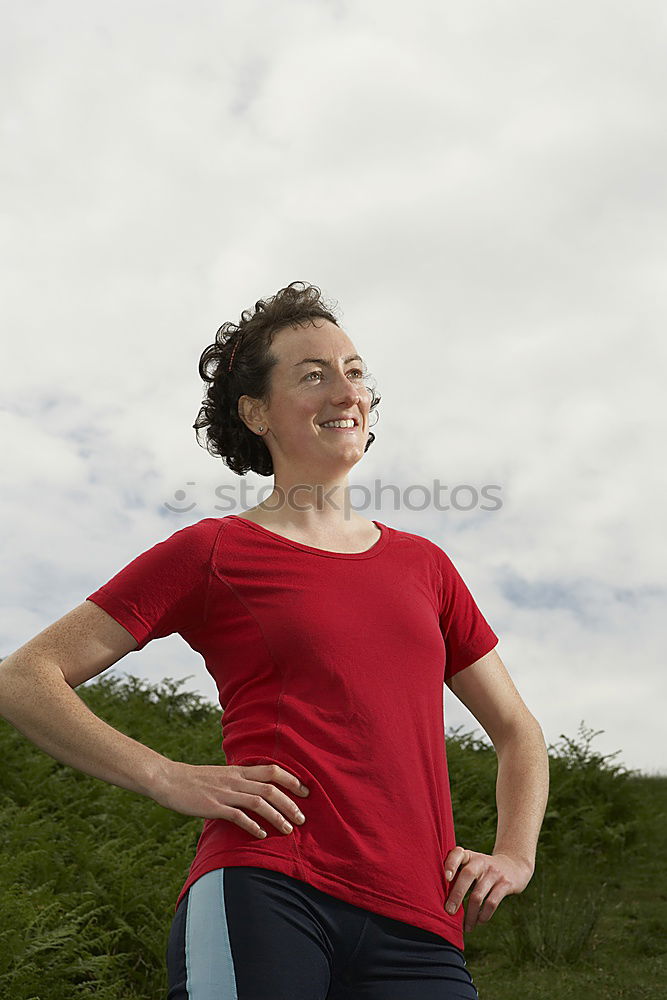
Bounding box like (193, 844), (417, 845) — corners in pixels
(258, 425), (264, 433)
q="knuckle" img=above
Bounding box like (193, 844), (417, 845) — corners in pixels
(248, 793), (264, 807)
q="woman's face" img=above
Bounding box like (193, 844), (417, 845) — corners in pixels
(241, 318), (372, 484)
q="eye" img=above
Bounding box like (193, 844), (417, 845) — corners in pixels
(304, 369), (365, 382)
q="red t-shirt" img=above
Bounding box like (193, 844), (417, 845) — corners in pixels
(85, 514), (498, 950)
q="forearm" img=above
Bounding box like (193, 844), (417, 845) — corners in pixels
(491, 719), (550, 872)
(0, 655), (171, 799)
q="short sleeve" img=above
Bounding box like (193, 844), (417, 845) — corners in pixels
(85, 518), (220, 651)
(437, 547), (499, 681)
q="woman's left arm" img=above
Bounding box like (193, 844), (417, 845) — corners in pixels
(444, 647), (550, 932)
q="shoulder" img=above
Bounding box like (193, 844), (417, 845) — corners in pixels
(381, 525), (472, 594)
(147, 516), (227, 564)
(382, 523), (448, 563)
(162, 516), (225, 537)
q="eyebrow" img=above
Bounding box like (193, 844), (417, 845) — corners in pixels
(293, 354), (364, 367)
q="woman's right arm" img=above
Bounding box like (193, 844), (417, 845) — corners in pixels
(0, 601), (309, 834)
(0, 600), (171, 797)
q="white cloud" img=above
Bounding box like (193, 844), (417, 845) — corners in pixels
(1, 0), (663, 774)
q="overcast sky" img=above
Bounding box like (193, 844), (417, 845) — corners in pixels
(1, 1), (664, 776)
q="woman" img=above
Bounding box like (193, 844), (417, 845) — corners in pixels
(0, 281), (549, 999)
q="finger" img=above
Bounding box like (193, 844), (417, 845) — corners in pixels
(446, 863), (482, 916)
(246, 789), (304, 834)
(463, 874), (497, 932)
(476, 881), (512, 926)
(219, 802), (268, 839)
(225, 781), (297, 836)
(246, 763), (309, 798)
(444, 846), (469, 883)
(258, 781), (308, 829)
(465, 871), (514, 932)
(238, 766), (308, 830)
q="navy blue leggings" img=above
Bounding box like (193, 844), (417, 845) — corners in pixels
(166, 866), (479, 999)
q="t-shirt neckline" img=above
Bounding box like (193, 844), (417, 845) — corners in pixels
(226, 514), (390, 559)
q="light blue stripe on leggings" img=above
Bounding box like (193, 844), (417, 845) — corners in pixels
(185, 868), (238, 999)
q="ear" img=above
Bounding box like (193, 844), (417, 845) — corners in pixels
(237, 394), (267, 433)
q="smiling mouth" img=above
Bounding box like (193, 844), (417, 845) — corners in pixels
(319, 424), (360, 432)
(318, 418), (360, 428)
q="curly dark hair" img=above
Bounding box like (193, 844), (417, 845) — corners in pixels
(193, 281), (381, 477)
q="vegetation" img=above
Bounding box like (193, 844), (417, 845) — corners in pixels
(0, 672), (665, 998)
(448, 726), (667, 997)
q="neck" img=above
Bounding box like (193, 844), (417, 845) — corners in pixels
(254, 477), (362, 533)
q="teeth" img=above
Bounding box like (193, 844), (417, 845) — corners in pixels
(321, 419), (355, 428)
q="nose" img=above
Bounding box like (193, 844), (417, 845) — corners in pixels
(330, 370), (362, 408)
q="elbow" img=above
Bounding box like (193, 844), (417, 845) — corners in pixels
(492, 711), (546, 757)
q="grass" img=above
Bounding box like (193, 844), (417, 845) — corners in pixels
(450, 735), (667, 998)
(0, 672), (665, 998)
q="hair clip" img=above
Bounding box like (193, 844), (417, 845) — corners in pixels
(227, 337), (240, 373)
